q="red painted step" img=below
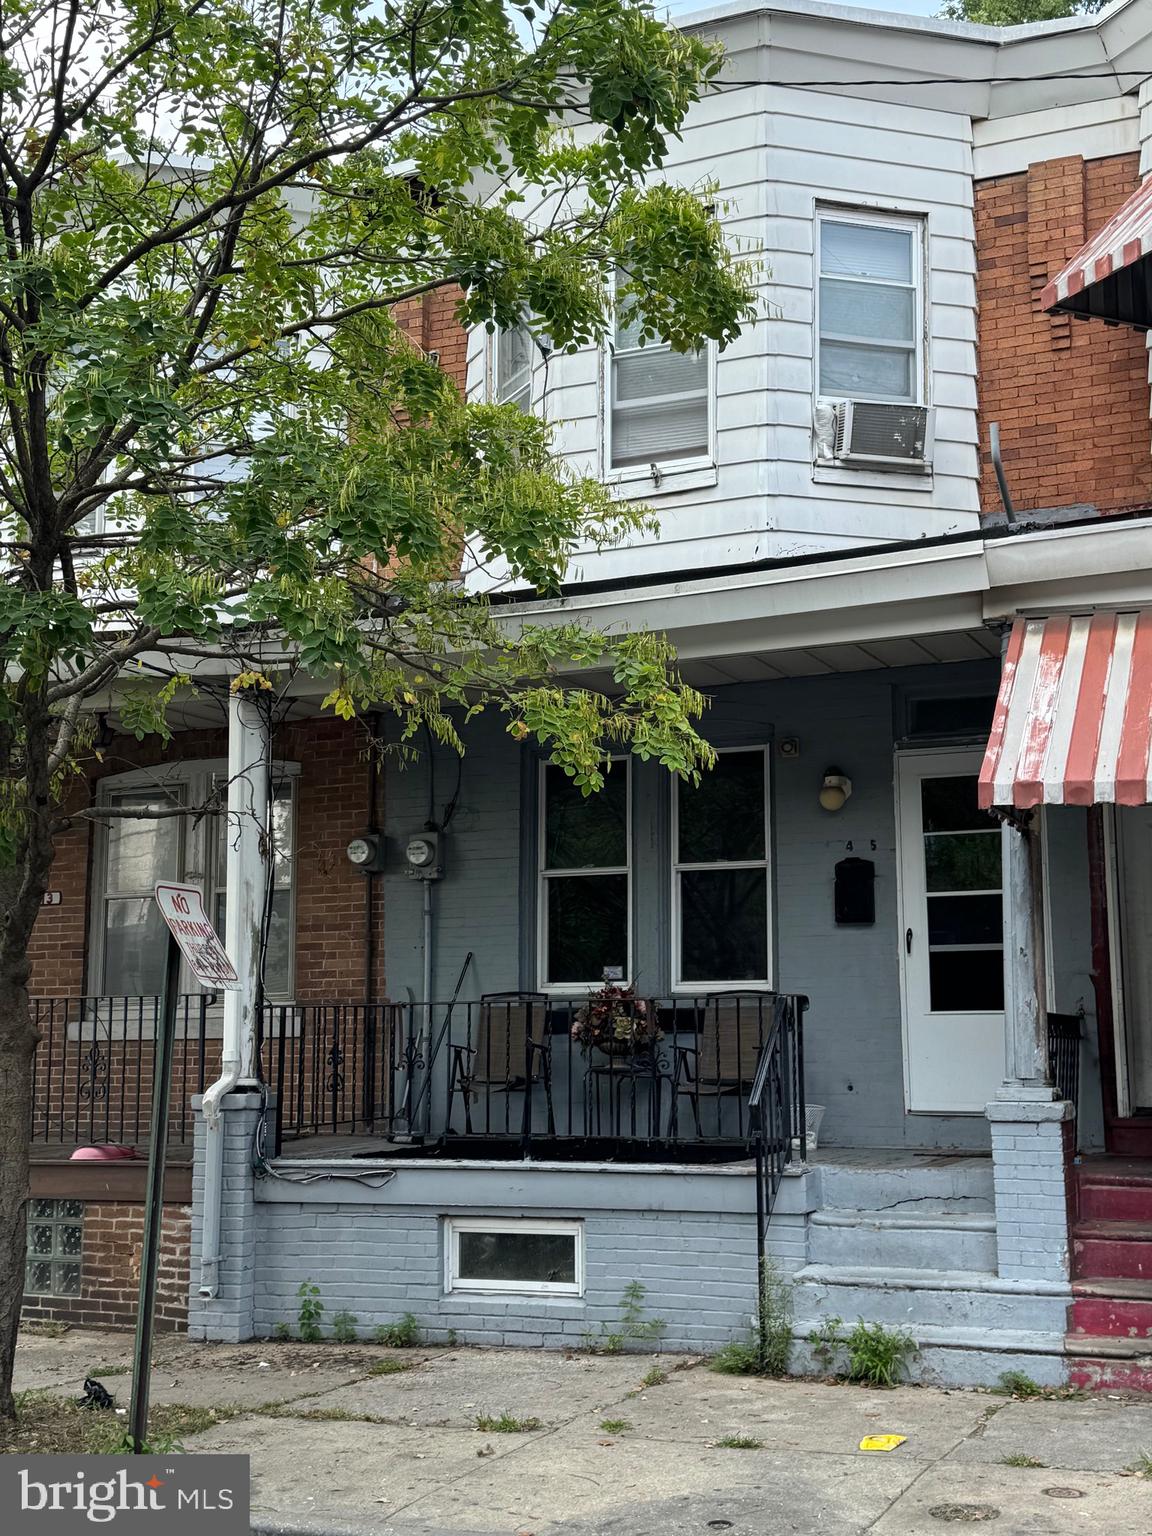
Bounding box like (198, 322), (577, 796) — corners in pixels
(1069, 1277), (1152, 1343)
(1072, 1220), (1152, 1281)
(1074, 1159), (1152, 1223)
(1069, 1354), (1152, 1393)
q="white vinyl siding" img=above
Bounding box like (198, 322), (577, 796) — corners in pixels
(817, 211), (924, 404)
(610, 302), (710, 470)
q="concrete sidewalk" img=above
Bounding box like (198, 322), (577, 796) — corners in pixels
(13, 1329), (1152, 1534)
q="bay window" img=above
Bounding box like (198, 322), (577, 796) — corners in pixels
(673, 748), (770, 987)
(539, 762), (630, 988)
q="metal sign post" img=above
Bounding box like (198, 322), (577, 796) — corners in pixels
(129, 883), (240, 1453)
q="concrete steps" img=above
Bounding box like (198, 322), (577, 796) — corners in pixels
(809, 1209), (997, 1272)
(793, 1264), (1069, 1336)
(816, 1157), (994, 1215)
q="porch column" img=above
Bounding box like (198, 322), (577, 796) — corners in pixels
(987, 816), (1072, 1286)
(223, 691), (271, 1084)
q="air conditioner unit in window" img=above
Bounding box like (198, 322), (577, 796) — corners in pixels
(832, 400), (934, 472)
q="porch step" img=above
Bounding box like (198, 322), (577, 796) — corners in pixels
(809, 1209), (997, 1272)
(1068, 1275), (1152, 1344)
(1064, 1331), (1152, 1393)
(793, 1264), (1068, 1337)
(816, 1156), (994, 1214)
(1073, 1159), (1152, 1223)
(1071, 1220), (1152, 1282)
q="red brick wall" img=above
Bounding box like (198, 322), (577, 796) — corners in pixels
(393, 285), (468, 392)
(22, 1202), (191, 1332)
(29, 716), (384, 1004)
(975, 153), (1152, 517)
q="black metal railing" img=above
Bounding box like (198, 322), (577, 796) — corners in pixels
(31, 991), (808, 1162)
(1047, 1009), (1082, 1121)
(30, 994), (213, 1147)
(748, 994), (808, 1255)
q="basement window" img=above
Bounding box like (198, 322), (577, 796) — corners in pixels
(444, 1218), (583, 1296)
(25, 1199), (83, 1297)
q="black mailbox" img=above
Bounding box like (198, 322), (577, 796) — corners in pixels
(835, 857), (875, 926)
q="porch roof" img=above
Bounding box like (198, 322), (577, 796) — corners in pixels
(979, 611), (1152, 809)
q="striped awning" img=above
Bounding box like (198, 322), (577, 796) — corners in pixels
(1041, 174), (1152, 328)
(979, 612), (1152, 810)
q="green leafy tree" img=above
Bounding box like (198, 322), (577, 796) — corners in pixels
(0, 0), (756, 1412)
(938, 0), (1107, 23)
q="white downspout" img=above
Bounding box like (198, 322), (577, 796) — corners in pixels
(199, 692), (270, 1299)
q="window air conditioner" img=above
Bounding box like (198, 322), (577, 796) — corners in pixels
(832, 400), (934, 471)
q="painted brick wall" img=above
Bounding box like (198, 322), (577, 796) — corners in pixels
(29, 716), (382, 1003)
(22, 1201), (190, 1332)
(974, 153), (1152, 518)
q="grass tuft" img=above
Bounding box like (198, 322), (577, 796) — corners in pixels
(474, 1412), (543, 1433)
(714, 1434), (763, 1450)
(368, 1357), (412, 1376)
(1001, 1452), (1046, 1468)
(599, 1418), (633, 1434)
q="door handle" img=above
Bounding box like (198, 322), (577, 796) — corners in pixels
(905, 928), (913, 955)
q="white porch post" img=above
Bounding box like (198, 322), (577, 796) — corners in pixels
(222, 691), (271, 1084)
(192, 690), (270, 1316)
(987, 813), (1072, 1286)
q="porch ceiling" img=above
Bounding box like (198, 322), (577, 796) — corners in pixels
(674, 627), (1001, 688)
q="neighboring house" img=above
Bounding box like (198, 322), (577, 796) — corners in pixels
(24, 0), (1152, 1388)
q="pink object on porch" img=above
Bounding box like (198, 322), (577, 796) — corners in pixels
(978, 611), (1152, 810)
(69, 1144), (139, 1161)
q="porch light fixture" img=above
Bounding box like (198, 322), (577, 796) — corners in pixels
(819, 767), (852, 813)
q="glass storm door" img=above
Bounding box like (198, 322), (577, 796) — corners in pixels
(897, 751), (1006, 1113)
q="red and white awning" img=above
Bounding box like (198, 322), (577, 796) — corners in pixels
(979, 612), (1152, 810)
(1041, 175), (1152, 327)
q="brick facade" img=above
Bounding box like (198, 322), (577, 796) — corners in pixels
(974, 153), (1152, 518)
(392, 166), (1152, 530)
(22, 1200), (191, 1333)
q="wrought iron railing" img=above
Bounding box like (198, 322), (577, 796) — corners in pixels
(1047, 1010), (1082, 1120)
(30, 991), (808, 1161)
(747, 994), (808, 1256)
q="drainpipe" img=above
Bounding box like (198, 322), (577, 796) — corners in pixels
(199, 692), (271, 1299)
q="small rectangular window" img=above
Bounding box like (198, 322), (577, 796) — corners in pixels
(611, 293), (710, 469)
(101, 791), (184, 996)
(818, 213), (923, 403)
(444, 1218), (583, 1295)
(25, 1198), (83, 1297)
(495, 324), (532, 411)
(674, 748), (771, 986)
(539, 762), (629, 988)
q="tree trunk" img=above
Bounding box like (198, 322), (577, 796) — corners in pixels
(0, 945), (37, 1419)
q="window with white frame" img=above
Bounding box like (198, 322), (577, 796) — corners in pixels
(817, 212), (923, 403)
(610, 295), (710, 469)
(494, 323), (533, 410)
(96, 766), (296, 997)
(674, 748), (770, 986)
(444, 1217), (583, 1295)
(539, 761), (629, 988)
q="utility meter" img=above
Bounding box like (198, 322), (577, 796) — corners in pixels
(404, 830), (444, 880)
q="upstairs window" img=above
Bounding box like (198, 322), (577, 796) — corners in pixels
(495, 324), (532, 411)
(818, 213), (923, 403)
(539, 762), (630, 988)
(610, 300), (709, 470)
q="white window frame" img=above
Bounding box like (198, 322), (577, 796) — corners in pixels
(90, 760), (300, 1000)
(815, 207), (927, 409)
(671, 745), (773, 993)
(605, 283), (716, 489)
(537, 758), (631, 994)
(491, 323), (533, 411)
(443, 1216), (585, 1297)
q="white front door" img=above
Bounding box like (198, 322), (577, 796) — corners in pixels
(897, 750), (1006, 1113)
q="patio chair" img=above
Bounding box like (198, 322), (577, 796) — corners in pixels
(672, 993), (772, 1138)
(447, 992), (554, 1136)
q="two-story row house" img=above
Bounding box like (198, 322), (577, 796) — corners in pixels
(26, 0), (1152, 1389)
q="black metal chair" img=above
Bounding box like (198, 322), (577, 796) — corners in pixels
(447, 992), (553, 1136)
(672, 992), (772, 1138)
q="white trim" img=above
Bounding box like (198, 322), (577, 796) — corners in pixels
(671, 745), (773, 992)
(443, 1216), (584, 1297)
(536, 758), (632, 992)
(815, 206), (928, 410)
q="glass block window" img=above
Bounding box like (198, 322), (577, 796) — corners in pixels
(25, 1199), (83, 1297)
